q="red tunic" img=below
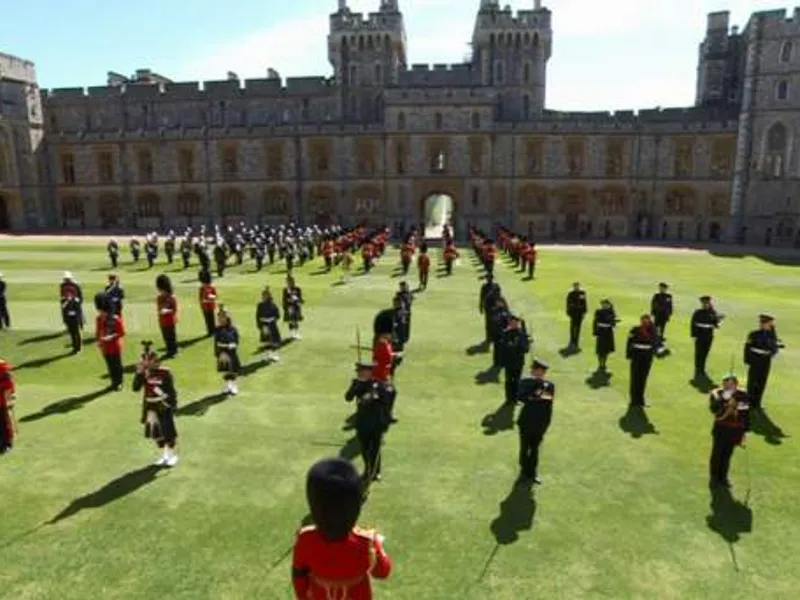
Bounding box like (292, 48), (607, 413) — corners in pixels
(372, 339), (393, 382)
(0, 365), (15, 451)
(292, 526), (391, 600)
(417, 254), (430, 273)
(199, 284), (217, 312)
(158, 293), (178, 327)
(95, 313), (125, 355)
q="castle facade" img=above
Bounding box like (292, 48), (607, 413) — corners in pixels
(0, 1), (799, 245)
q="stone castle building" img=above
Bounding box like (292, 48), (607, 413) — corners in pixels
(0, 1), (799, 245)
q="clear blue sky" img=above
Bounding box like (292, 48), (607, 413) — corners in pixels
(0, 0), (781, 110)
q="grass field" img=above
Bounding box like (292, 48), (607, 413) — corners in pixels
(0, 238), (798, 600)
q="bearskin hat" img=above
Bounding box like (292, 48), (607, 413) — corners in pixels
(198, 269), (211, 285)
(373, 308), (395, 336)
(306, 458), (362, 541)
(94, 292), (108, 312)
(420, 242), (428, 253)
(156, 274), (173, 294)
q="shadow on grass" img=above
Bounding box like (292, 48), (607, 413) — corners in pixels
(47, 465), (167, 525)
(690, 375), (716, 394)
(342, 413), (357, 432)
(177, 335), (208, 350)
(475, 366), (500, 385)
(12, 351), (73, 371)
(18, 331), (65, 345)
(481, 402), (515, 435)
(749, 410), (788, 445)
(20, 388), (111, 423)
(706, 486), (752, 546)
(176, 392), (229, 417)
(490, 479), (536, 545)
(585, 369), (612, 389)
(558, 346), (582, 358)
(466, 340), (490, 356)
(101, 363), (138, 380)
(618, 405), (658, 438)
(309, 436), (360, 462)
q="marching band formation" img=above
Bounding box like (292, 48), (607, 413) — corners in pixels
(0, 221), (790, 599)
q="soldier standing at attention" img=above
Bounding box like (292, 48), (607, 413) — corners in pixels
(565, 282), (588, 350)
(282, 275), (304, 340)
(61, 289), (83, 354)
(345, 362), (392, 482)
(443, 240), (459, 275)
(417, 242), (431, 290)
(490, 297), (511, 369)
(198, 270), (218, 337)
(0, 273), (9, 330)
(107, 239), (119, 268)
(156, 275), (179, 358)
(145, 234), (158, 268)
(650, 282), (673, 342)
(215, 309), (241, 396)
(626, 314), (658, 407)
(256, 287), (282, 363)
(164, 232), (176, 265)
(390, 295), (408, 371)
(708, 374), (750, 488)
(743, 314), (783, 410)
(396, 281), (413, 342)
(400, 235), (414, 276)
(691, 295), (724, 379)
(60, 272), (84, 331)
(479, 274), (502, 344)
(592, 299), (618, 372)
(214, 242), (227, 277)
(133, 344), (179, 467)
(130, 237), (141, 263)
(104, 273), (125, 316)
(516, 359), (555, 485)
(499, 315), (531, 405)
(291, 458), (392, 599)
(180, 236), (192, 269)
(94, 293), (125, 391)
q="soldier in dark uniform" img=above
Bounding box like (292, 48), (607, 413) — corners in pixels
(107, 239), (119, 268)
(256, 287), (282, 363)
(61, 289), (83, 353)
(479, 274), (502, 344)
(60, 272), (84, 330)
(130, 238), (141, 263)
(214, 242), (227, 277)
(344, 361), (393, 482)
(650, 282), (673, 342)
(0, 273), (9, 330)
(282, 275), (304, 340)
(214, 309), (241, 395)
(708, 374), (750, 488)
(104, 274), (125, 316)
(164, 232), (176, 264)
(132, 343), (179, 467)
(396, 281), (413, 343)
(145, 235), (158, 268)
(592, 298), (618, 371)
(565, 282), (588, 350)
(515, 359), (555, 485)
(391, 295), (408, 370)
(743, 314), (783, 410)
(490, 297), (511, 369)
(180, 237), (192, 269)
(499, 315), (531, 405)
(691, 295), (724, 379)
(254, 240), (266, 271)
(626, 314), (658, 407)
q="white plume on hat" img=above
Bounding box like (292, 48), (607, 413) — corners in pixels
(63, 271), (73, 279)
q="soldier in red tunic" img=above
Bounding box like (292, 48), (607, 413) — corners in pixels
(443, 242), (458, 275)
(156, 274), (179, 357)
(198, 270), (217, 337)
(94, 293), (125, 390)
(292, 458), (392, 600)
(417, 242), (430, 290)
(0, 359), (17, 454)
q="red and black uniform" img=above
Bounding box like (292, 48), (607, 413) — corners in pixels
(708, 384), (750, 487)
(158, 293), (179, 357)
(322, 240), (335, 271)
(400, 242), (414, 275)
(361, 241), (375, 273)
(417, 251), (430, 290)
(0, 360), (16, 454)
(372, 336), (393, 383)
(133, 365), (178, 450)
(626, 319), (658, 407)
(96, 310), (125, 389)
(199, 283), (217, 336)
(60, 280), (84, 329)
(443, 243), (458, 275)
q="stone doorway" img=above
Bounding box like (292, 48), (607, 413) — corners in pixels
(422, 193), (454, 239)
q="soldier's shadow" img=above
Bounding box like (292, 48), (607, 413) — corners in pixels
(12, 351), (73, 371)
(690, 375), (716, 394)
(339, 436), (361, 461)
(175, 392), (229, 417)
(466, 340), (490, 356)
(481, 403), (515, 435)
(18, 331), (65, 345)
(585, 370), (612, 389)
(475, 366), (500, 385)
(558, 346), (581, 358)
(342, 413), (357, 432)
(20, 388), (111, 423)
(750, 410), (788, 446)
(706, 486), (752, 544)
(490, 480), (537, 545)
(618, 405), (659, 438)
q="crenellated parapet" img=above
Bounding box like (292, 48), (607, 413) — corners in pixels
(398, 64), (480, 87)
(0, 52), (36, 84)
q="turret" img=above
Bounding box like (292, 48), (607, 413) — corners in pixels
(695, 11), (743, 107)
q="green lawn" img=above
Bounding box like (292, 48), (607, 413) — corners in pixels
(0, 239), (798, 600)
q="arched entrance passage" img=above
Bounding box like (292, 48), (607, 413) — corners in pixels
(0, 194), (9, 230)
(422, 193), (454, 239)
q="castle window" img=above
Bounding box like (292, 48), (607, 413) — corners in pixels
(472, 112), (480, 129)
(136, 193), (161, 218)
(524, 63), (531, 84)
(430, 149), (447, 173)
(367, 36), (374, 50)
(302, 98), (309, 121)
(494, 61), (504, 84)
(359, 36), (364, 50)
(60, 153), (76, 184)
(525, 139), (542, 174)
(61, 196), (83, 221)
(524, 32), (530, 45)
(395, 141), (406, 174)
(138, 149), (154, 183)
(490, 33), (495, 45)
(523, 95), (530, 119)
(220, 188), (244, 216)
(781, 41), (793, 63)
(469, 137), (483, 175)
(350, 65), (358, 85)
(434, 112), (443, 129)
(97, 151), (114, 184)
(498, 33), (504, 45)
(533, 32), (539, 46)
(221, 145), (238, 179)
(374, 64), (382, 84)
(673, 139), (694, 178)
(605, 139), (625, 177)
(472, 187), (479, 207)
(397, 112), (405, 129)
(764, 121), (787, 178)
(266, 142), (283, 179)
(776, 80), (789, 100)
(177, 192), (201, 217)
(566, 139), (584, 176)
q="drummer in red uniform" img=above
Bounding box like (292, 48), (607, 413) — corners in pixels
(0, 358), (17, 454)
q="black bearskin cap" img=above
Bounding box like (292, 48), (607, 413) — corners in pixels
(156, 274), (173, 294)
(373, 308), (395, 336)
(306, 458), (362, 541)
(94, 292), (108, 312)
(420, 242), (428, 253)
(198, 269), (211, 285)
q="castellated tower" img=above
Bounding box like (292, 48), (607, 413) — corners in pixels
(328, 0), (407, 122)
(695, 11), (745, 107)
(472, 0), (552, 120)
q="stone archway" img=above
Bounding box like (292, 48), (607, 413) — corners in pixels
(0, 194), (9, 230)
(422, 193), (454, 239)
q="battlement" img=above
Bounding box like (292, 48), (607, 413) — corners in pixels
(475, 6), (551, 32)
(0, 51), (36, 83)
(746, 7), (800, 36)
(385, 86), (495, 105)
(330, 9), (402, 34)
(539, 105), (740, 128)
(43, 76), (337, 105)
(398, 63), (478, 87)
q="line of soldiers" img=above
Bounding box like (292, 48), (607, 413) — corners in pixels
(496, 225), (538, 280)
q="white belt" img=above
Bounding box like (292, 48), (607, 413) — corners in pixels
(260, 318), (276, 323)
(67, 311), (76, 316)
(218, 343), (237, 349)
(695, 323), (715, 329)
(633, 344), (652, 350)
(597, 323), (612, 328)
(749, 348), (771, 355)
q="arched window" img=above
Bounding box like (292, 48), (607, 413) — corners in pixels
(494, 61), (504, 84)
(515, 33), (521, 48)
(524, 32), (530, 45)
(764, 121), (788, 178)
(397, 111), (405, 129)
(137, 193), (161, 218)
(350, 65), (358, 85)
(434, 112), (443, 129)
(177, 192), (201, 217)
(776, 80), (789, 100)
(523, 63), (531, 84)
(781, 41), (793, 63)
(367, 36), (373, 50)
(533, 32), (539, 46)
(358, 36), (364, 50)
(220, 189), (244, 216)
(374, 63), (382, 84)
